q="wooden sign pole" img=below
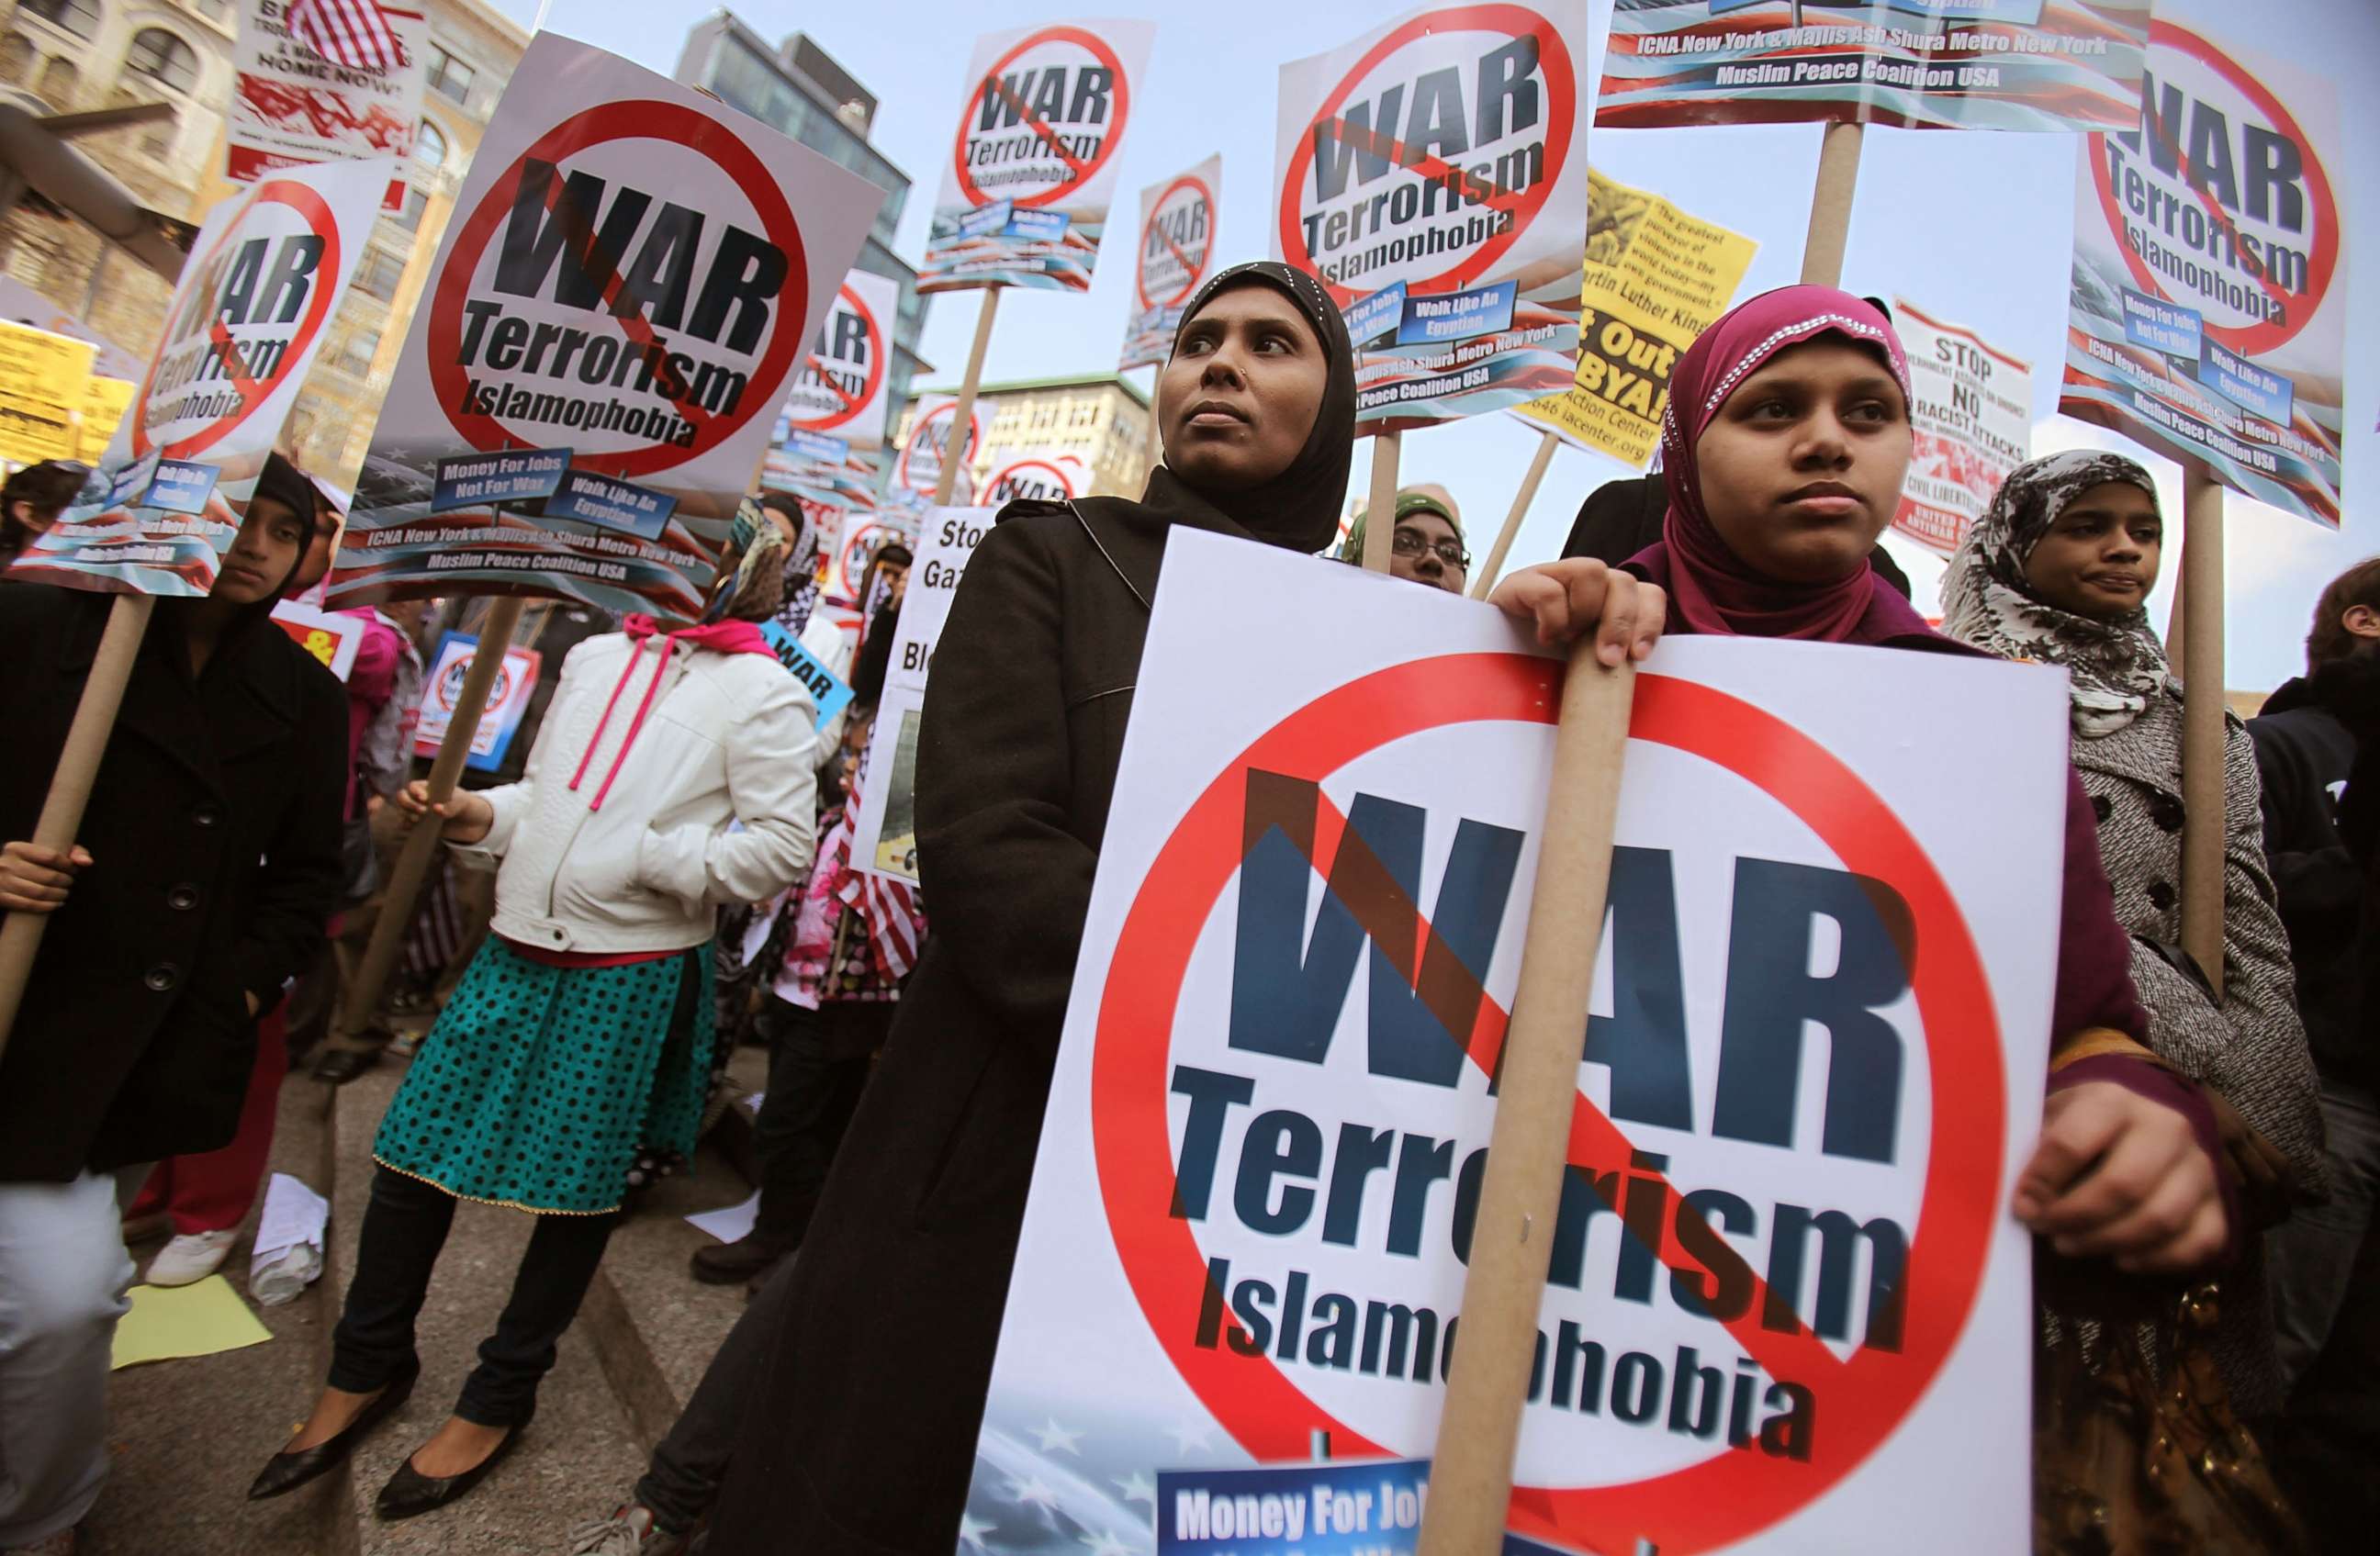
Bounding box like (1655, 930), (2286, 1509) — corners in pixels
(0, 592), (155, 1056)
(1800, 122), (1864, 288)
(2176, 463), (2228, 998)
(936, 289), (1002, 508)
(330, 596), (526, 1041)
(1416, 644), (1635, 1555)
(1361, 430), (1402, 572)
(1470, 431), (1560, 599)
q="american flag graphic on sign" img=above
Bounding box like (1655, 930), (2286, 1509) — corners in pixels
(285, 0), (406, 74)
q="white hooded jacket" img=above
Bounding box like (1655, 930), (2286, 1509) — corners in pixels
(453, 621), (818, 955)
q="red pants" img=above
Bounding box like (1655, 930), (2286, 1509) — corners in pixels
(129, 1010), (287, 1236)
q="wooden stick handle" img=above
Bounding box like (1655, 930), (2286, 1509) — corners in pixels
(332, 597), (527, 1037)
(1361, 430), (1402, 573)
(1799, 121), (1864, 289)
(935, 289), (1002, 508)
(2177, 465), (2227, 998)
(0, 592), (156, 1057)
(1471, 431), (1559, 599)
(1416, 645), (1636, 1555)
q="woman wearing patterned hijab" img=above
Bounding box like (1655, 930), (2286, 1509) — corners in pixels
(1945, 450), (2322, 1413)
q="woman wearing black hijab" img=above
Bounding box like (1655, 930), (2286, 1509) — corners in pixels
(702, 263), (1657, 1555)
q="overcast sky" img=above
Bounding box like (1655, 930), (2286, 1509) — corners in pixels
(508, 0), (2376, 693)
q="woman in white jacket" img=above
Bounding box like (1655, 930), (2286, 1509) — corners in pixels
(250, 535), (818, 1521)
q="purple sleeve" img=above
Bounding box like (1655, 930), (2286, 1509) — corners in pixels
(2052, 767), (2149, 1042)
(2049, 1053), (2244, 1266)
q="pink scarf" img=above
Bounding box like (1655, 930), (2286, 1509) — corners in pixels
(1631, 285), (1930, 646)
(566, 613), (778, 812)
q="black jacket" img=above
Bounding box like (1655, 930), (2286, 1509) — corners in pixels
(2250, 657), (2380, 1086)
(0, 582), (346, 1181)
(1562, 473), (1914, 599)
(708, 498), (1202, 1554)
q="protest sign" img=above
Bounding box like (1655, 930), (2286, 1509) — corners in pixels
(8, 158), (391, 599)
(780, 269), (900, 452)
(1890, 297), (2029, 555)
(78, 377), (136, 463)
(978, 448), (1092, 506)
(920, 19), (1158, 294)
(0, 276), (144, 380)
(229, 0), (427, 212)
(893, 393), (991, 503)
(414, 631), (541, 771)
(824, 501), (914, 609)
(961, 528), (2068, 1555)
(848, 506), (990, 884)
(759, 620), (855, 730)
(1274, 3), (1592, 433)
(1596, 0), (2150, 132)
(1120, 156), (1220, 370)
(1510, 167), (1758, 468)
(0, 319), (96, 465)
(2059, 5), (2345, 528)
(323, 34), (884, 619)
(270, 599), (364, 679)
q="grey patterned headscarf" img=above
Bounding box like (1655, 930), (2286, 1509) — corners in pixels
(1940, 450), (2175, 739)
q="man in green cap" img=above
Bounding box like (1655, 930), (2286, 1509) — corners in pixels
(1336, 483), (1469, 595)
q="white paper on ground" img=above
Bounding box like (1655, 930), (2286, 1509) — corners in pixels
(684, 1190), (761, 1245)
(252, 1171), (329, 1261)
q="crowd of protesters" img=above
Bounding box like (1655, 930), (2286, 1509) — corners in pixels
(0, 266), (2374, 1556)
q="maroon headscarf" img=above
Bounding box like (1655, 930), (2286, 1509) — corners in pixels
(1629, 285), (1930, 644)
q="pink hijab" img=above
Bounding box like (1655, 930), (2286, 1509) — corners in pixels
(1630, 285), (1929, 644)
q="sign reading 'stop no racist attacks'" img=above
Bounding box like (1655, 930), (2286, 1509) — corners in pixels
(325, 34), (883, 619)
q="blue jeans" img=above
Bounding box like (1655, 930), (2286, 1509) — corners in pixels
(2263, 1080), (2380, 1550)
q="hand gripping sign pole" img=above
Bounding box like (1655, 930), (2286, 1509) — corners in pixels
(2175, 465), (2227, 997)
(331, 598), (526, 1043)
(1470, 431), (1561, 599)
(1416, 644), (1635, 1555)
(935, 292), (1003, 507)
(0, 595), (154, 1055)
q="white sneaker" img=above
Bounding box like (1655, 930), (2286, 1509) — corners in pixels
(144, 1229), (237, 1287)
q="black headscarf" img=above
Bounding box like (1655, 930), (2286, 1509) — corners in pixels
(1148, 260), (1356, 554)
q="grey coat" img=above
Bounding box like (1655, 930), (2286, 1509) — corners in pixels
(2071, 683), (2324, 1411)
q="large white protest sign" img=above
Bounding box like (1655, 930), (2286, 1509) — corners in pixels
(2059, 0), (2346, 528)
(1119, 155), (1220, 370)
(1891, 296), (2030, 556)
(229, 0), (427, 212)
(919, 18), (1157, 294)
(1274, 3), (1591, 432)
(960, 530), (2070, 1554)
(8, 159), (392, 599)
(848, 506), (991, 885)
(780, 268), (900, 452)
(976, 448), (1092, 507)
(324, 34), (884, 619)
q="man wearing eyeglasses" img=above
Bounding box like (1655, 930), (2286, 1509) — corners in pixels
(1336, 485), (1469, 596)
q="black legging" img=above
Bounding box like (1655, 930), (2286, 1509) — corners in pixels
(328, 1166), (618, 1427)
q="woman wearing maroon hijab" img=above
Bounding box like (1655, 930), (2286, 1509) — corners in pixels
(1610, 284), (2237, 1281)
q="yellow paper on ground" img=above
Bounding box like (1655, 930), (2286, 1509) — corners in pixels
(78, 375), (137, 463)
(111, 1274), (273, 1369)
(1510, 168), (1759, 468)
(0, 318), (96, 465)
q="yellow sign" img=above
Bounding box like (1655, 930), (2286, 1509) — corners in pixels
(1511, 169), (1759, 468)
(0, 319), (97, 465)
(78, 375), (137, 463)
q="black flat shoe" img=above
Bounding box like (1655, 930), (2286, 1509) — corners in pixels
(247, 1365), (420, 1500)
(374, 1414), (531, 1521)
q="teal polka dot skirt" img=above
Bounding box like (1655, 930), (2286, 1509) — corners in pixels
(375, 938), (714, 1215)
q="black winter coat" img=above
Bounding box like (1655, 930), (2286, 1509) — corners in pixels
(2248, 660), (2376, 1087)
(0, 582), (345, 1181)
(708, 498), (1194, 1555)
